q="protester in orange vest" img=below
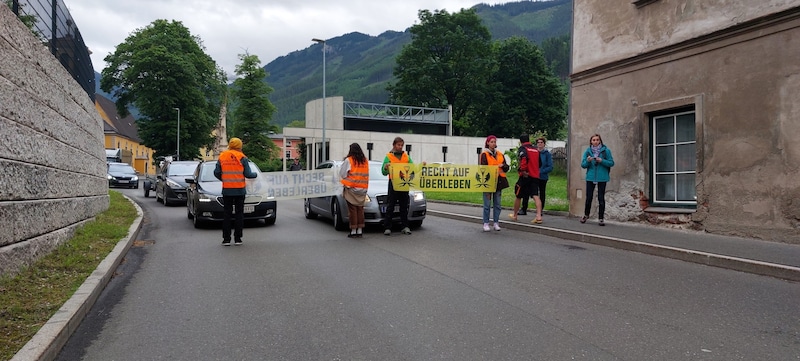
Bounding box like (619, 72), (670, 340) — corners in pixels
(339, 143), (370, 238)
(479, 135), (510, 232)
(213, 137), (257, 246)
(381, 137), (415, 236)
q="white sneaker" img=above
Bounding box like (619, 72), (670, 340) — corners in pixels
(401, 227), (412, 235)
(384, 229), (391, 236)
(483, 223), (490, 232)
(493, 223), (501, 231)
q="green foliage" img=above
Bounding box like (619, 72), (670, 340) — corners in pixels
(230, 53), (279, 165)
(465, 36), (567, 138)
(0, 191), (137, 360)
(388, 9), (494, 135)
(100, 19), (226, 161)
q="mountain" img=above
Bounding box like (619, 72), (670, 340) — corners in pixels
(95, 0), (573, 128)
(265, 0), (572, 126)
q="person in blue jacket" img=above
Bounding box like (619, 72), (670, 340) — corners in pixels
(519, 136), (553, 215)
(580, 134), (614, 226)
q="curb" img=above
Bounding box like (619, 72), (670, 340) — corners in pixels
(11, 195), (144, 361)
(428, 209), (800, 282)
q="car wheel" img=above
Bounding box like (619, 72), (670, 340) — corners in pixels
(332, 199), (348, 231)
(192, 211), (204, 228)
(304, 199), (318, 219)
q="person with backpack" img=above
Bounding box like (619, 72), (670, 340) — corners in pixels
(580, 134), (615, 226)
(509, 134), (543, 224)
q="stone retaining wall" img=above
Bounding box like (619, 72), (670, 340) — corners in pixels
(0, 6), (108, 276)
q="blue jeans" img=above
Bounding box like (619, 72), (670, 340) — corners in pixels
(483, 191), (502, 224)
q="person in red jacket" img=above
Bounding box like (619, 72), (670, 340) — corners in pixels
(509, 134), (543, 224)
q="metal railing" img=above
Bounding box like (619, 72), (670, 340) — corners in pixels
(343, 101), (450, 124)
(10, 0), (94, 101)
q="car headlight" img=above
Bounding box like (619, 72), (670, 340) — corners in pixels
(107, 174), (112, 180)
(364, 194), (371, 203)
(166, 179), (182, 188)
(412, 191), (425, 201)
(132, 176), (139, 181)
(197, 193), (214, 202)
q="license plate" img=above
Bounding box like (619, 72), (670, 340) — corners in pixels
(118, 180), (129, 183)
(232, 205), (255, 214)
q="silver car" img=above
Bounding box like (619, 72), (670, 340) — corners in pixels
(304, 160), (426, 231)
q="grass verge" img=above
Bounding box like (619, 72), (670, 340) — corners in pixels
(425, 172), (568, 212)
(0, 191), (137, 360)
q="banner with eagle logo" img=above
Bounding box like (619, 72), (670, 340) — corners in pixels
(388, 164), (499, 192)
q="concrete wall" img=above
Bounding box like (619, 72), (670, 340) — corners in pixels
(569, 1), (800, 243)
(572, 0), (798, 73)
(0, 6), (109, 276)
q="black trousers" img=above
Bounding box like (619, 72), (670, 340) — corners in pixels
(522, 179), (548, 211)
(383, 183), (409, 229)
(584, 181), (607, 219)
(222, 195), (245, 241)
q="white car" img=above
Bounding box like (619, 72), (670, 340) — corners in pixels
(304, 160), (426, 231)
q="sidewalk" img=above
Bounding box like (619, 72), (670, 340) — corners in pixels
(426, 201), (800, 282)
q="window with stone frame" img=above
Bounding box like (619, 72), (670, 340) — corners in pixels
(652, 109), (697, 206)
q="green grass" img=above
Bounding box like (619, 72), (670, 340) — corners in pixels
(0, 191), (137, 360)
(425, 172), (568, 212)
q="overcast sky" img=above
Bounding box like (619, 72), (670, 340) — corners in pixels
(66, 0), (489, 80)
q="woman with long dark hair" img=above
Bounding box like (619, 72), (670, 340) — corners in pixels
(340, 143), (369, 237)
(580, 134), (614, 226)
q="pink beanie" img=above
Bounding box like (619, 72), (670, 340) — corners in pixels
(485, 135), (497, 147)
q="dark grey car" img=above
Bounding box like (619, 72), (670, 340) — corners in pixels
(185, 161), (277, 228)
(155, 160), (200, 206)
(304, 160), (426, 231)
(107, 162), (139, 189)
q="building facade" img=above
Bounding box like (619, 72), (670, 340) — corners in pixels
(568, 0), (800, 243)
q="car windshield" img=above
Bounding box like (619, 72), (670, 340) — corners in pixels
(197, 161), (261, 182)
(108, 164), (135, 173)
(168, 163), (199, 176)
(369, 163), (388, 180)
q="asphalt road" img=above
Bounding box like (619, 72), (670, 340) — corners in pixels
(55, 187), (800, 360)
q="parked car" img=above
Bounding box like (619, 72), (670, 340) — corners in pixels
(155, 160), (200, 206)
(107, 162), (139, 189)
(185, 161), (277, 228)
(304, 160), (426, 231)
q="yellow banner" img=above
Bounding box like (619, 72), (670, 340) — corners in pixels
(388, 164), (499, 192)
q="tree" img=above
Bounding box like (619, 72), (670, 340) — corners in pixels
(388, 9), (493, 135)
(100, 19), (226, 160)
(471, 37), (567, 139)
(230, 53), (279, 170)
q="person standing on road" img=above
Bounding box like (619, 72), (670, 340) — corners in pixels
(518, 137), (553, 216)
(580, 134), (614, 226)
(480, 135), (510, 232)
(289, 158), (303, 171)
(509, 134), (543, 224)
(214, 137), (257, 246)
(381, 137), (416, 236)
(340, 143), (369, 238)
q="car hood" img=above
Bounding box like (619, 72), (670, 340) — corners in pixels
(109, 171), (137, 178)
(196, 179), (274, 202)
(167, 175), (192, 187)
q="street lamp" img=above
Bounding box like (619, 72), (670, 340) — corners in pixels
(312, 38), (326, 162)
(173, 107), (180, 161)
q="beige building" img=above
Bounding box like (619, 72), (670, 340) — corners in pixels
(568, 0), (800, 243)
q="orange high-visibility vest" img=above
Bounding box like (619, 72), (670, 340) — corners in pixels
(481, 150), (507, 179)
(385, 151), (409, 179)
(341, 157), (369, 189)
(219, 149), (246, 189)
